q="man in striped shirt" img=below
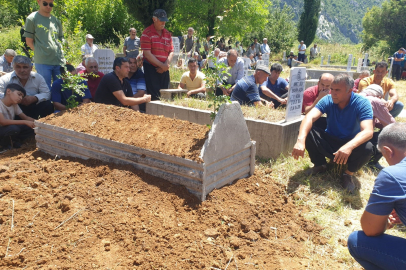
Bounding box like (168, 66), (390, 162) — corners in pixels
(140, 9), (174, 101)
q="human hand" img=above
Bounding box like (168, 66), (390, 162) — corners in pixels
(319, 88), (330, 98)
(186, 91), (192, 97)
(221, 87), (228, 96)
(20, 96), (37, 106)
(279, 97), (288, 105)
(266, 100), (274, 108)
(156, 67), (165, 74)
(333, 145), (353, 165)
(144, 95), (151, 103)
(387, 209), (402, 229)
(24, 121), (35, 128)
(386, 100), (394, 111)
(292, 141), (305, 160)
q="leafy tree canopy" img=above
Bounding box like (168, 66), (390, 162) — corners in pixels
(123, 0), (176, 28)
(297, 0), (320, 45)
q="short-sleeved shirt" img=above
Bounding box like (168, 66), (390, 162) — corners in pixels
(0, 55), (13, 73)
(0, 99), (22, 125)
(393, 52), (405, 66)
(94, 72), (133, 107)
(180, 71), (205, 90)
(230, 75), (260, 105)
(217, 57), (244, 85)
(128, 69), (146, 95)
(124, 36), (140, 58)
(365, 157), (406, 225)
(140, 24), (173, 67)
(302, 85), (328, 113)
(298, 44), (306, 54)
(184, 36), (194, 52)
(80, 43), (98, 57)
(51, 78), (92, 106)
(358, 75), (395, 100)
(78, 70), (104, 98)
(259, 77), (289, 102)
(315, 92), (373, 140)
(23, 12), (64, 65)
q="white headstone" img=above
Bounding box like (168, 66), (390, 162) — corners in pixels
(327, 55), (331, 65)
(257, 60), (265, 66)
(243, 58), (251, 69)
(285, 67), (306, 122)
(347, 54), (353, 72)
(321, 56), (324, 65)
(262, 54), (269, 60)
(363, 53), (368, 67)
(93, 49), (115, 75)
(388, 57), (394, 78)
(172, 37), (180, 54)
(282, 52), (286, 61)
(356, 58), (363, 73)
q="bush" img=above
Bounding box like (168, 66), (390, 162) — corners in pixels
(0, 26), (24, 54)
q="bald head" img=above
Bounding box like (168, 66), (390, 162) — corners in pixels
(318, 73), (334, 91)
(227, 49), (238, 58)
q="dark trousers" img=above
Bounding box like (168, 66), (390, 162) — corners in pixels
(0, 125), (34, 147)
(392, 64), (402, 81)
(298, 54), (305, 62)
(305, 127), (373, 173)
(19, 100), (54, 120)
(215, 82), (234, 97)
(369, 131), (382, 164)
(143, 61), (170, 101)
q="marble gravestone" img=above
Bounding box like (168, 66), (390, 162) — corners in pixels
(347, 54), (353, 72)
(93, 49), (115, 75)
(285, 67), (306, 122)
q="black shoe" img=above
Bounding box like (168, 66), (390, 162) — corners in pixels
(341, 173), (356, 193)
(12, 141), (23, 149)
(304, 165), (327, 176)
(367, 162), (385, 171)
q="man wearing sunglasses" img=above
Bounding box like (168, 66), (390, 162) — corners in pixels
(23, 0), (65, 91)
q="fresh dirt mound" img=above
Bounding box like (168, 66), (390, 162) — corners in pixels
(39, 103), (210, 162)
(0, 143), (333, 269)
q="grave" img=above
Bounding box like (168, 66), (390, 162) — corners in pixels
(146, 102), (302, 160)
(307, 69), (357, 79)
(305, 79), (318, 89)
(285, 67), (306, 122)
(93, 49), (115, 75)
(160, 89), (189, 101)
(35, 103), (256, 201)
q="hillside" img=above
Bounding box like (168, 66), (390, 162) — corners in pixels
(278, 0), (385, 44)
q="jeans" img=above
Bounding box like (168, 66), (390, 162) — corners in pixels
(390, 101), (404, 118)
(348, 231), (406, 270)
(35, 63), (61, 90)
(392, 64), (402, 81)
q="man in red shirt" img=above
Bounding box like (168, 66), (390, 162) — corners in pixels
(78, 57), (104, 99)
(140, 9), (174, 101)
(302, 73), (334, 114)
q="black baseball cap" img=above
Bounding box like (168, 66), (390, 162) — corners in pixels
(153, 9), (168, 22)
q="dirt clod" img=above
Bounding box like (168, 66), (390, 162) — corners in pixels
(2, 185), (12, 193)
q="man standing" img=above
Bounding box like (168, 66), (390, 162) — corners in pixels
(247, 44), (256, 59)
(358, 61), (404, 118)
(94, 58), (150, 109)
(78, 57), (104, 99)
(391, 48), (405, 81)
(178, 58), (206, 98)
(302, 73), (334, 114)
(259, 63), (289, 108)
(183, 27), (194, 54)
(292, 74), (374, 192)
(253, 38), (260, 57)
(216, 49), (244, 96)
(0, 49), (16, 74)
(0, 56), (53, 119)
(81, 34), (98, 57)
(309, 44), (318, 60)
(231, 65), (273, 107)
(24, 0), (64, 91)
(123, 28), (140, 59)
(203, 34), (212, 57)
(347, 122), (406, 270)
(260, 38), (270, 55)
(298, 41), (306, 62)
(140, 9), (174, 101)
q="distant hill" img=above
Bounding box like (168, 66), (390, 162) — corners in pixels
(277, 0), (385, 44)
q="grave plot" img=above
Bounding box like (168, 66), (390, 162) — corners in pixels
(35, 103), (256, 201)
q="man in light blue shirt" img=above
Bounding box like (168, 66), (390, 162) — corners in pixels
(260, 38), (270, 54)
(216, 49), (244, 96)
(0, 49), (16, 74)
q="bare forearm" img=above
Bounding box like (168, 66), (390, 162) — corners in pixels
(297, 115), (314, 142)
(134, 91), (145, 98)
(121, 96), (149, 106)
(26, 38), (34, 51)
(261, 87), (281, 101)
(167, 52), (174, 63)
(53, 102), (66, 111)
(342, 130), (373, 151)
(143, 51), (165, 68)
(123, 46), (127, 55)
(0, 119), (31, 126)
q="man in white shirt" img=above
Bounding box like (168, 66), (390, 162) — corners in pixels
(81, 34), (98, 57)
(298, 40), (306, 62)
(260, 38), (270, 55)
(310, 44), (319, 60)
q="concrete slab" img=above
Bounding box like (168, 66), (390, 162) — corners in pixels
(307, 69), (356, 80)
(397, 109), (406, 118)
(305, 79), (318, 89)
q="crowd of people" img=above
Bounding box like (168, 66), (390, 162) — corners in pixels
(0, 3), (405, 268)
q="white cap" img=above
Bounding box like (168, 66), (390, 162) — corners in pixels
(85, 34), (95, 39)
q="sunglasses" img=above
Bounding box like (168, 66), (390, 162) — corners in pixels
(42, 1), (54, 7)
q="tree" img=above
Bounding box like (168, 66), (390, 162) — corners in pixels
(362, 0), (406, 54)
(243, 3), (296, 53)
(297, 0), (320, 46)
(123, 0), (176, 28)
(170, 0), (269, 39)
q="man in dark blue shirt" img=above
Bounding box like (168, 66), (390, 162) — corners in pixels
(391, 48), (405, 81)
(231, 65), (273, 107)
(259, 63), (289, 108)
(292, 74), (374, 192)
(348, 122), (406, 270)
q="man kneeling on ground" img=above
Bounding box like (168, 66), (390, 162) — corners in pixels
(0, 84), (35, 152)
(94, 57), (151, 110)
(292, 74), (374, 193)
(230, 65), (274, 107)
(51, 64), (92, 111)
(178, 58), (206, 98)
(347, 122), (406, 270)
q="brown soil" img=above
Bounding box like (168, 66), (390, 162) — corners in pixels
(39, 103), (210, 162)
(0, 140), (344, 269)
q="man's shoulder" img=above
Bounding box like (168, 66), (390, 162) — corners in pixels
(197, 71), (205, 78)
(141, 24), (155, 35)
(304, 84), (318, 93)
(26, 11), (38, 20)
(51, 78), (64, 88)
(380, 159), (406, 182)
(276, 77), (288, 85)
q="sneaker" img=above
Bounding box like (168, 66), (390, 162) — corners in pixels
(341, 173), (356, 193)
(304, 165), (327, 176)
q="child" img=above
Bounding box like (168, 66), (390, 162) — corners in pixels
(0, 83), (35, 153)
